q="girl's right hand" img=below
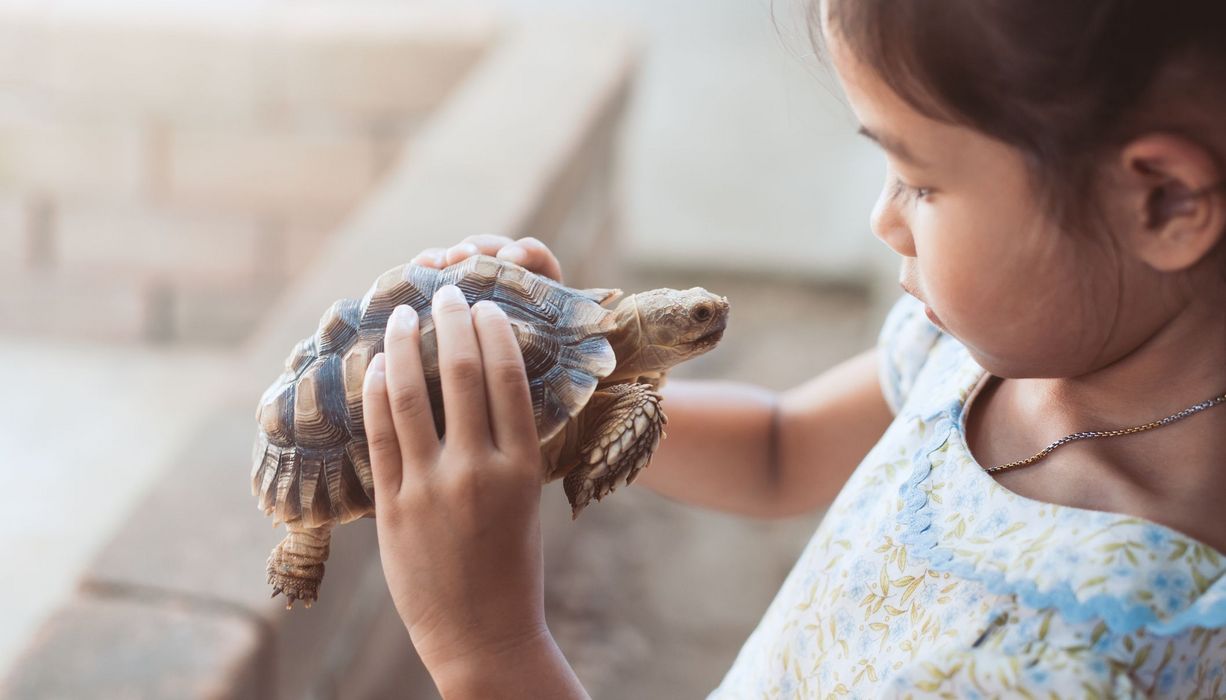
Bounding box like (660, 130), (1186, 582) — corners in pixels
(412, 234), (564, 284)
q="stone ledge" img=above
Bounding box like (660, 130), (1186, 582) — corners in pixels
(0, 589), (271, 700)
(78, 397), (396, 700)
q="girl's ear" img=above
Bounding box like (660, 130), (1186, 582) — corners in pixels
(1120, 133), (1225, 272)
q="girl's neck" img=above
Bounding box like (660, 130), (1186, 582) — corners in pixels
(968, 297), (1226, 551)
(1024, 298), (1226, 435)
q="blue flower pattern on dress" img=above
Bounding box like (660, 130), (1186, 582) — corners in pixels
(708, 295), (1226, 698)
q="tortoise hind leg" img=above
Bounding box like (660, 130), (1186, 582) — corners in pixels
(268, 521), (333, 608)
(563, 383), (666, 518)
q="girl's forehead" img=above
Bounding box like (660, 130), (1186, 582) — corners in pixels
(826, 35), (929, 142)
(820, 17), (910, 118)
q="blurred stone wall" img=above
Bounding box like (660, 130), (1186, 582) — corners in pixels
(0, 4), (493, 344)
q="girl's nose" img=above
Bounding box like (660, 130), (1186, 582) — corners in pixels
(870, 185), (917, 258)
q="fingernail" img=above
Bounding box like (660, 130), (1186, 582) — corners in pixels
(366, 353), (386, 384)
(435, 284), (466, 305)
(391, 304), (417, 330)
(448, 243), (479, 260)
(474, 299), (505, 317)
(498, 245), (527, 264)
(412, 252), (439, 267)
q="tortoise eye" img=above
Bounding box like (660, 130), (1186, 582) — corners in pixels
(692, 305), (712, 322)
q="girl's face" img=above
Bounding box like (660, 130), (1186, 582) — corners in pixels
(823, 20), (1177, 380)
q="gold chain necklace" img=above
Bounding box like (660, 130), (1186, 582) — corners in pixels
(984, 390), (1226, 474)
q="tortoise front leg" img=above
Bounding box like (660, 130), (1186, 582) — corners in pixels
(563, 383), (666, 518)
(268, 521), (333, 608)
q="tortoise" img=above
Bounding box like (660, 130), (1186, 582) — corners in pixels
(252, 254), (729, 607)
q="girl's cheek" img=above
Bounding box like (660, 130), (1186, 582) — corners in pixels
(917, 233), (976, 323)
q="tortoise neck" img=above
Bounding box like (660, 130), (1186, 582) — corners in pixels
(605, 295), (650, 380)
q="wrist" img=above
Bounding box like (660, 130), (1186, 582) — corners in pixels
(427, 625), (586, 699)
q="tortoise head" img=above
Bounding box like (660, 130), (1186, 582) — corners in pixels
(606, 287), (729, 377)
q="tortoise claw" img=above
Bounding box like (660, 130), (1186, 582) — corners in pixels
(267, 548), (322, 609)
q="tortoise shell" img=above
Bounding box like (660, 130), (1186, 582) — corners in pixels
(251, 255), (618, 529)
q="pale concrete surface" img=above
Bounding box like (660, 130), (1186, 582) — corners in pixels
(0, 339), (230, 678)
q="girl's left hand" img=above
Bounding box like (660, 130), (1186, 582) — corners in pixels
(361, 284), (548, 678)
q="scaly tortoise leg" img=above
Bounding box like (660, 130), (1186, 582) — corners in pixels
(268, 521), (333, 609)
(564, 383), (666, 518)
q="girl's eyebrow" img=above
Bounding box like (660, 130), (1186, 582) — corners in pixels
(858, 125), (929, 168)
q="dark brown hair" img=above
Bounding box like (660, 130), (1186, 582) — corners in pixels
(816, 1), (1226, 236)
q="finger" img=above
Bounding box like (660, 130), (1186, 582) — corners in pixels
(384, 304), (441, 468)
(496, 236), (563, 283)
(362, 353), (403, 497)
(410, 247), (447, 268)
(432, 284), (492, 449)
(459, 233), (516, 255)
(441, 235), (517, 268)
(443, 242), (481, 266)
(471, 301), (539, 455)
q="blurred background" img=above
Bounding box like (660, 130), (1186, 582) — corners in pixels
(0, 0), (897, 697)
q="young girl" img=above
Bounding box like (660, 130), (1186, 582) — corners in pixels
(359, 1), (1226, 696)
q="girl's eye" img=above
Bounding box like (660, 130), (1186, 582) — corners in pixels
(888, 177), (933, 204)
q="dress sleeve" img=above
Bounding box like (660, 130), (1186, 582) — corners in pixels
(876, 294), (944, 415)
(878, 645), (1146, 699)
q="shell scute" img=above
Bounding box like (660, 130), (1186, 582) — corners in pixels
(286, 337), (316, 376)
(296, 453), (336, 529)
(257, 381), (296, 447)
(316, 299), (360, 354)
(272, 449), (302, 524)
(346, 440), (375, 503)
(359, 264), (435, 331)
(293, 355), (348, 449)
(341, 330), (383, 439)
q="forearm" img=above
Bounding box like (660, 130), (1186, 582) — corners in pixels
(429, 629), (589, 700)
(633, 350), (891, 519)
(771, 348), (891, 515)
(631, 379), (784, 517)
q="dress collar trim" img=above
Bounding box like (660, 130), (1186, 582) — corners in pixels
(895, 339), (1226, 635)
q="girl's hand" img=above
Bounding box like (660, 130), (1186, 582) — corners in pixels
(412, 234), (564, 283)
(361, 284), (549, 679)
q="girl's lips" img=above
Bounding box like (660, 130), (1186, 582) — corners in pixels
(924, 304), (946, 330)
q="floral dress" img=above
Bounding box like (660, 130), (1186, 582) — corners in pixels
(708, 294), (1226, 699)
